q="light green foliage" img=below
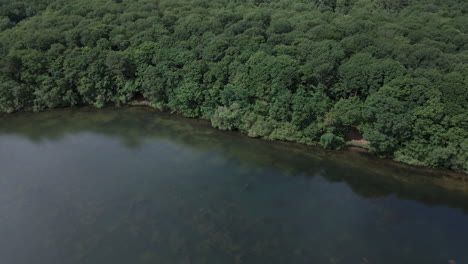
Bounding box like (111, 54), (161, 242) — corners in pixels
(211, 103), (243, 131)
(269, 122), (302, 142)
(247, 116), (275, 138)
(0, 0), (467, 171)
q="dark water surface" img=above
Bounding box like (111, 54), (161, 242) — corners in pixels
(0, 107), (467, 264)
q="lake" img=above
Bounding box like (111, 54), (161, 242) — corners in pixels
(0, 107), (467, 264)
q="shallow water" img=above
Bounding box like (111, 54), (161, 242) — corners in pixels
(0, 107), (467, 264)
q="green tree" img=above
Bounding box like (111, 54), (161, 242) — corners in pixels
(320, 133), (344, 149)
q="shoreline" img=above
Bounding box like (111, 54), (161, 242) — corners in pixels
(2, 104), (467, 177)
(1, 106), (467, 199)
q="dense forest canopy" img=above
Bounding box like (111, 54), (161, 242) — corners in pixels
(0, 0), (467, 172)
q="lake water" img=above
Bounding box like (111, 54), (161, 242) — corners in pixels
(0, 107), (467, 264)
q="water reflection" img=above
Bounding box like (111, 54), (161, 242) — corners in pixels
(0, 107), (467, 264)
(1, 107), (467, 210)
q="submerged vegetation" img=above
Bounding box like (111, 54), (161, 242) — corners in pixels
(0, 0), (467, 171)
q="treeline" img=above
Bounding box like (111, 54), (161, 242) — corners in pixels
(0, 0), (467, 172)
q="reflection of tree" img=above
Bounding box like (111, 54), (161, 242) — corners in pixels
(1, 107), (468, 213)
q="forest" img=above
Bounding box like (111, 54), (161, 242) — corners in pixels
(0, 0), (467, 172)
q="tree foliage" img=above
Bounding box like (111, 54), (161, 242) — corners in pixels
(320, 133), (344, 150)
(0, 0), (466, 172)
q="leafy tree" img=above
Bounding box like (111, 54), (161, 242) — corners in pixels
(298, 40), (345, 86)
(325, 96), (364, 135)
(0, 0), (466, 171)
(319, 133), (344, 149)
(333, 53), (405, 99)
(169, 81), (203, 118)
(378, 0), (410, 12)
(211, 103), (243, 131)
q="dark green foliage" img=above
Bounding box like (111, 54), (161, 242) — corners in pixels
(320, 133), (344, 149)
(0, 78), (31, 113)
(0, 0), (466, 172)
(378, 0), (410, 12)
(325, 96), (364, 136)
(1, 2), (35, 23)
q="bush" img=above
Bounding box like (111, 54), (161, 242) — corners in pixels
(211, 103), (242, 131)
(268, 122), (301, 142)
(319, 133), (344, 149)
(247, 117), (275, 138)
